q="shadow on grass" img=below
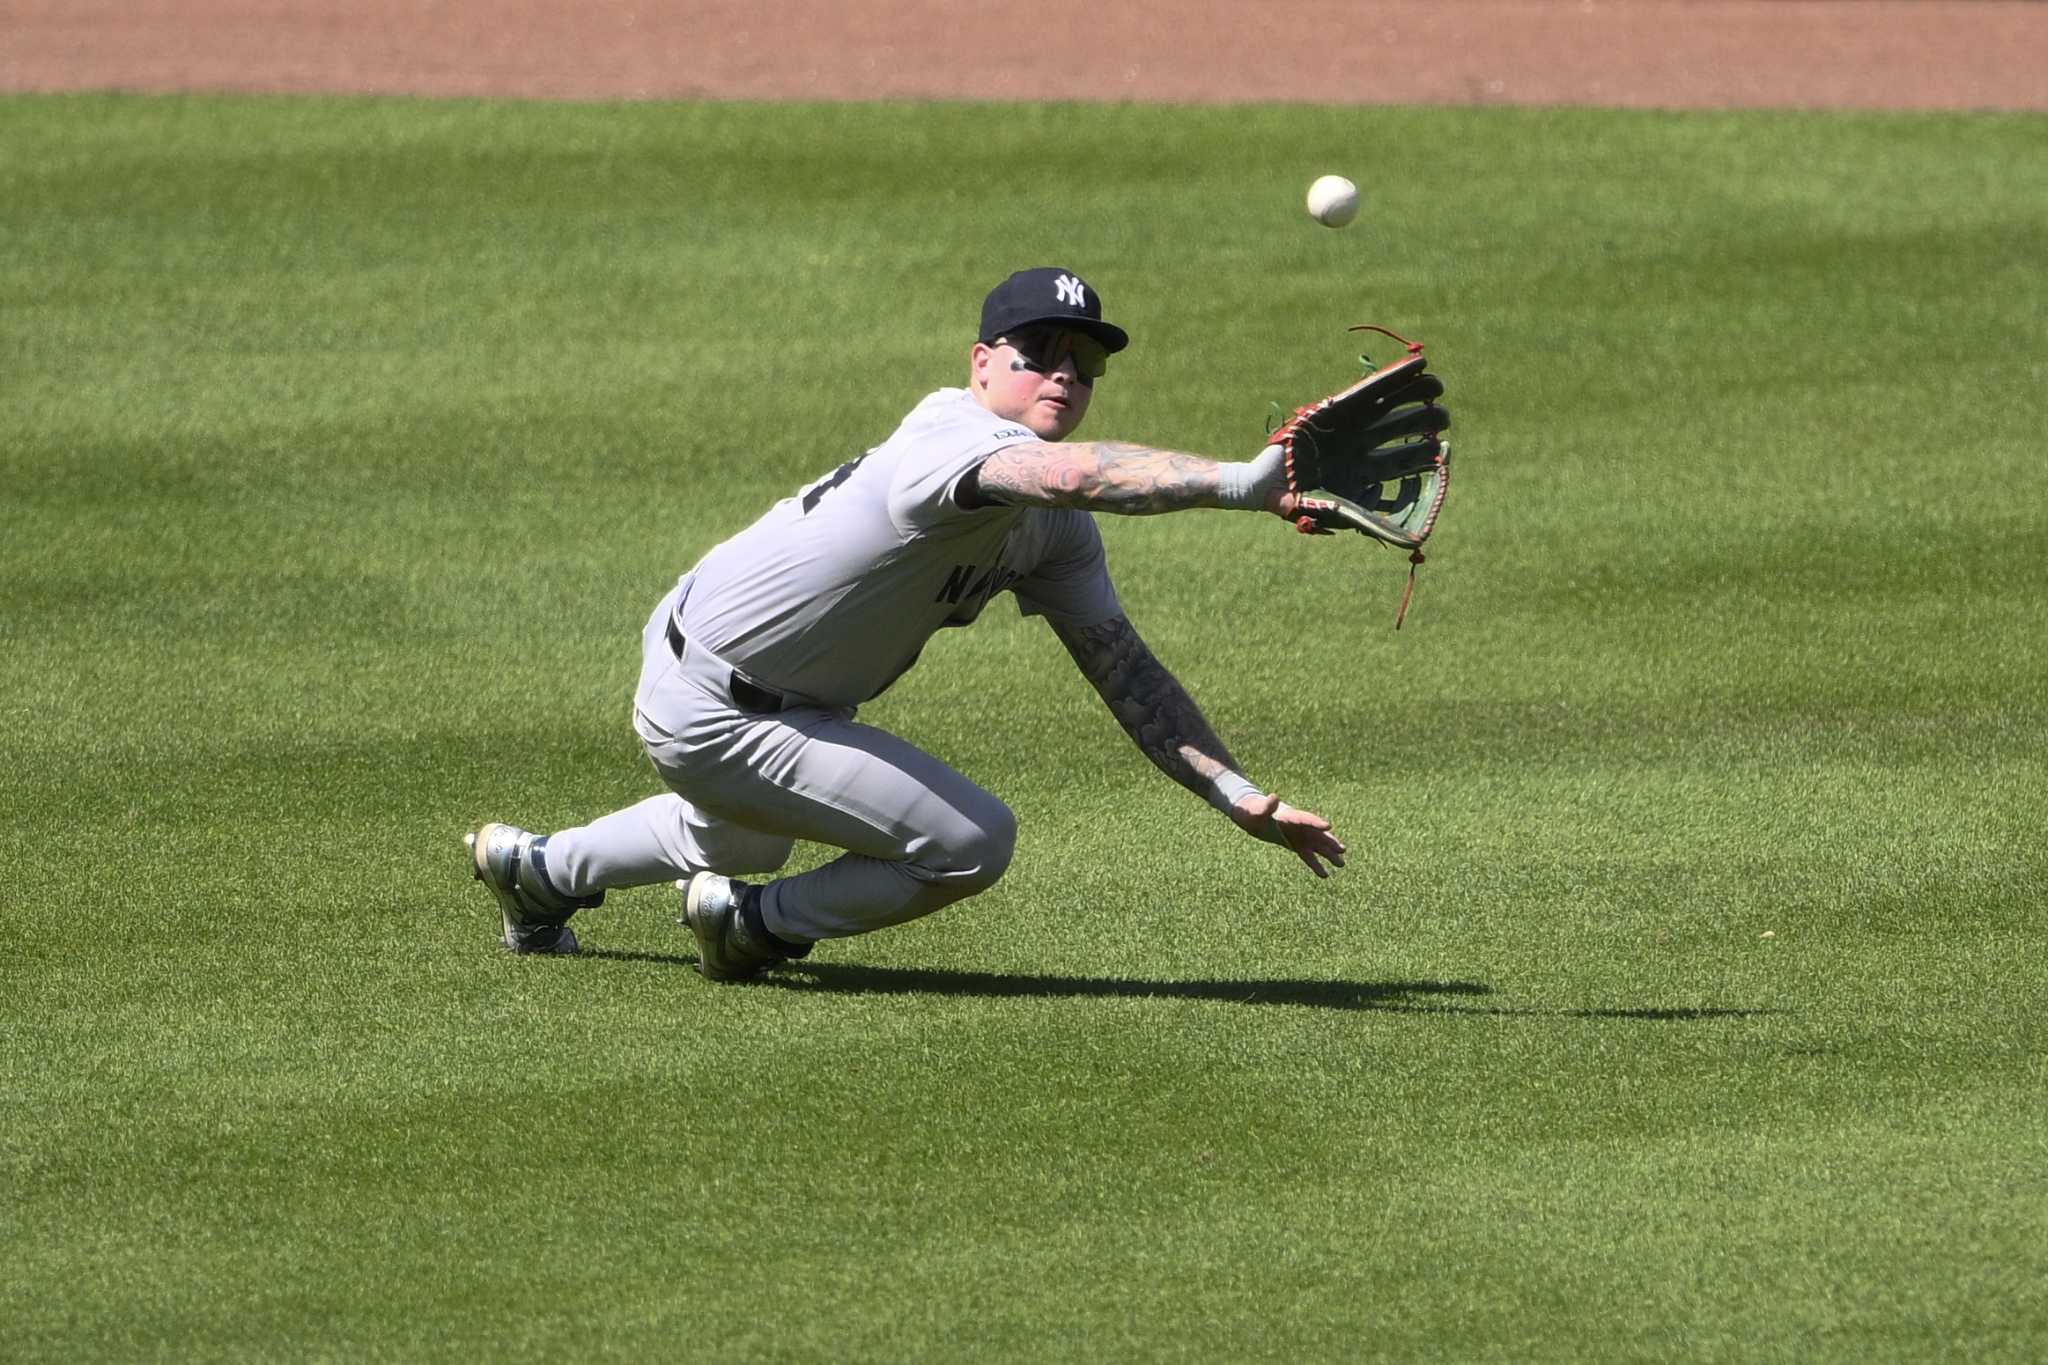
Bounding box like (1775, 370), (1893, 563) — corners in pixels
(579, 956), (1769, 1019)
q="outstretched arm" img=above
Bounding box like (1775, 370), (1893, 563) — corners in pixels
(1051, 613), (1346, 878)
(965, 441), (1293, 518)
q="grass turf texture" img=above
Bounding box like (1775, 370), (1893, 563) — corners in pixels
(4, 94), (2045, 1362)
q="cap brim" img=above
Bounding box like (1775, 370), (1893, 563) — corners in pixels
(984, 314), (1130, 354)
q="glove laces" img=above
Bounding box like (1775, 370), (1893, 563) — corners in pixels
(1395, 548), (1424, 629)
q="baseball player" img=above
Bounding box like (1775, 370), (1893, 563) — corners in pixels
(467, 267), (1348, 980)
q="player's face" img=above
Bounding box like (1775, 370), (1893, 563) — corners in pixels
(973, 328), (1102, 440)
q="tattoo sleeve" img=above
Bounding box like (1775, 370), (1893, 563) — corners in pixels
(1052, 613), (1244, 802)
(975, 441), (1226, 515)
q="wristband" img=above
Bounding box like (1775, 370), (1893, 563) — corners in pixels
(1216, 444), (1286, 510)
(1208, 770), (1261, 814)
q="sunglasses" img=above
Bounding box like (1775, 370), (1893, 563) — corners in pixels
(998, 328), (1110, 385)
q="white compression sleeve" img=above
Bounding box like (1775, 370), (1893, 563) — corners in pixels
(1215, 443), (1286, 510)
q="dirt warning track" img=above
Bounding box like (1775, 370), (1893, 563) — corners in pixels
(4, 0), (2044, 111)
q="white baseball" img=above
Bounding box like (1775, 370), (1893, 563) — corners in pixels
(1306, 174), (1360, 229)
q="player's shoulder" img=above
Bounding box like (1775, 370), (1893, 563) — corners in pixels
(879, 389), (1039, 533)
(892, 388), (1033, 448)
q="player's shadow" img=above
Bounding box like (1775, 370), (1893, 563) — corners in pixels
(770, 963), (1485, 1011)
(580, 952), (1771, 1019)
(755, 962), (1772, 1019)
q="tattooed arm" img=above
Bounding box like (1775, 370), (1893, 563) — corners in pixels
(962, 440), (1293, 517)
(1052, 613), (1347, 878)
(1053, 611), (1247, 799)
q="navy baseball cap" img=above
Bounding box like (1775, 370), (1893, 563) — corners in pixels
(978, 267), (1130, 353)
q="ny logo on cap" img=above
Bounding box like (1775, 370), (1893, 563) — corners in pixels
(1054, 274), (1087, 308)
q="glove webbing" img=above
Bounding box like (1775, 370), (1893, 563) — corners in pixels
(1352, 324), (1430, 630)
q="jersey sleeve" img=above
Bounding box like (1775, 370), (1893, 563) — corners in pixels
(886, 396), (1039, 535)
(1012, 511), (1123, 627)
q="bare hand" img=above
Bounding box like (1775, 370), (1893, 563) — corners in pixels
(1229, 791), (1347, 878)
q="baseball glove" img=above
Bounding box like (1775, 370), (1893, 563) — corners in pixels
(1272, 325), (1451, 625)
(1275, 325), (1450, 547)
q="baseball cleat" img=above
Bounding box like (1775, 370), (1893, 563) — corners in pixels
(679, 873), (797, 982)
(466, 822), (597, 956)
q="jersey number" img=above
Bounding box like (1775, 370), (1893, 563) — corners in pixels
(800, 454), (869, 514)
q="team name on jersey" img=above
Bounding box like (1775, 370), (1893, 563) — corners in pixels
(934, 562), (1021, 611)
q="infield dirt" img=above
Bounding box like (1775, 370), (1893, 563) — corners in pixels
(4, 0), (2044, 111)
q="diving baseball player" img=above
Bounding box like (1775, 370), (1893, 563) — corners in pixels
(467, 267), (1356, 980)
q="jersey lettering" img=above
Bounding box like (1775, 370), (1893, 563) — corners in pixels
(935, 564), (977, 604)
(800, 453), (870, 514)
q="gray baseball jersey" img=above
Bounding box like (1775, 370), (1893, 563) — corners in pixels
(680, 387), (1122, 706)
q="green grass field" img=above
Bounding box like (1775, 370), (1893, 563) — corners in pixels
(4, 94), (2045, 1362)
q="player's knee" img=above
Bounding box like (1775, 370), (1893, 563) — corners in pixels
(962, 806), (1019, 892)
(942, 801), (1016, 895)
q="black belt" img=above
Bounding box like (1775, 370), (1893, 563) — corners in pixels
(666, 615), (789, 715)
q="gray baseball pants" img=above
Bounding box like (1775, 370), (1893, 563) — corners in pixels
(539, 581), (1016, 942)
